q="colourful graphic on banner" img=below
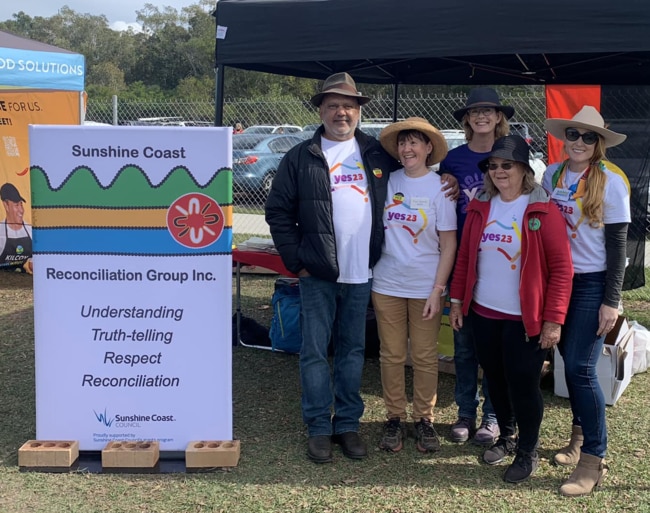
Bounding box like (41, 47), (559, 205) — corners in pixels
(30, 164), (232, 256)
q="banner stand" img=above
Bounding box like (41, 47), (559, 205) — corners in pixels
(29, 125), (235, 462)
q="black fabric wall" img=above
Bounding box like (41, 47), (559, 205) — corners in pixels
(602, 86), (650, 290)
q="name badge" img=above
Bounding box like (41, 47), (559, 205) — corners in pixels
(410, 196), (430, 209)
(551, 188), (571, 201)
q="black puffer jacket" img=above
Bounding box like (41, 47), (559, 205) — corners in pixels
(265, 126), (399, 282)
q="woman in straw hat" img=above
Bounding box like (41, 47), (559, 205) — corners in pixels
(449, 135), (573, 484)
(373, 117), (457, 454)
(542, 105), (630, 497)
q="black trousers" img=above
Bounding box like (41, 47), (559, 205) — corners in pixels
(468, 308), (549, 454)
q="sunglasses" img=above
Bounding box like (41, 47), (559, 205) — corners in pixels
(487, 162), (515, 171)
(565, 128), (600, 145)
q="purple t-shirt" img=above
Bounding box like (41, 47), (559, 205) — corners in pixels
(439, 144), (490, 238)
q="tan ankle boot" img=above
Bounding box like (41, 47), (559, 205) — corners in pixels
(559, 452), (608, 497)
(554, 425), (583, 466)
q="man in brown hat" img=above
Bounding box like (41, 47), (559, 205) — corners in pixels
(265, 72), (399, 463)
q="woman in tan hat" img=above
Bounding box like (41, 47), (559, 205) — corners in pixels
(449, 135), (573, 484)
(542, 105), (630, 497)
(372, 118), (457, 454)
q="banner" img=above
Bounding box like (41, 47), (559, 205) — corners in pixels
(545, 85), (600, 164)
(0, 90), (81, 270)
(0, 46), (85, 91)
(30, 125), (233, 450)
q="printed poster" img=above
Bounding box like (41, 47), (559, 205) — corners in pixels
(30, 125), (233, 450)
(0, 91), (81, 271)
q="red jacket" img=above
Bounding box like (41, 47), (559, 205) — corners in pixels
(450, 186), (573, 337)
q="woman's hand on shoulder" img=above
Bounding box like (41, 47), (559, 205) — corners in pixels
(440, 173), (460, 201)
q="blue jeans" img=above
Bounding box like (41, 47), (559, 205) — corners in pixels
(558, 272), (608, 458)
(298, 276), (371, 437)
(453, 321), (496, 422)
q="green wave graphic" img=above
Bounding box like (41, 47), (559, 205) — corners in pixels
(31, 165), (232, 208)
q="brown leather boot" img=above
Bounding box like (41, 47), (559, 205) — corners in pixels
(559, 452), (608, 497)
(553, 425), (583, 466)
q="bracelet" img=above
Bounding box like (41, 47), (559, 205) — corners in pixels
(433, 284), (446, 291)
(450, 298), (462, 304)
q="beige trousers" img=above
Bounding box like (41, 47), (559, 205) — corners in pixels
(372, 291), (442, 422)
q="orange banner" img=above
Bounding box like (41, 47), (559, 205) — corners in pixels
(0, 90), (80, 269)
(545, 85), (601, 164)
(0, 90), (81, 227)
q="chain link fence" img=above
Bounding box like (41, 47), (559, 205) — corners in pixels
(86, 90), (649, 296)
(85, 90), (551, 155)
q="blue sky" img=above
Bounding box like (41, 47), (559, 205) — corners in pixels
(0, 1), (209, 31)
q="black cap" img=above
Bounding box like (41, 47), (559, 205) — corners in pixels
(478, 135), (532, 173)
(0, 183), (26, 202)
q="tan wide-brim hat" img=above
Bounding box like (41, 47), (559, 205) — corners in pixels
(544, 105), (627, 148)
(379, 117), (448, 166)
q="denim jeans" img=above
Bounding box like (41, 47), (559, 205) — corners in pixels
(453, 321), (496, 422)
(298, 275), (371, 437)
(558, 272), (608, 458)
(469, 310), (548, 454)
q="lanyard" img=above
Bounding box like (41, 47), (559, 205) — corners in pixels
(551, 160), (590, 200)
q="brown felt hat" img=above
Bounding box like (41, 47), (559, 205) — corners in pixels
(310, 72), (371, 107)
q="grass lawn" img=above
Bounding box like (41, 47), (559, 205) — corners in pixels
(0, 271), (649, 513)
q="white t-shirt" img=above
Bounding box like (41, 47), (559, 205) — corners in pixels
(542, 161), (631, 273)
(321, 136), (372, 284)
(474, 194), (529, 315)
(372, 169), (457, 298)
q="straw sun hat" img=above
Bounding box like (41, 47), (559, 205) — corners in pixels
(544, 105), (627, 148)
(379, 117), (448, 166)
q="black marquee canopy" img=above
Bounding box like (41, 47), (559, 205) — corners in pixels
(213, 0), (650, 87)
(213, 0), (650, 290)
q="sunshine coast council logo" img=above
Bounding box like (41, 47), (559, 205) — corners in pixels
(166, 192), (224, 249)
(94, 408), (114, 428)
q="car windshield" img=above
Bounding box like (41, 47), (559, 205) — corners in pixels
(243, 126), (275, 134)
(233, 135), (267, 149)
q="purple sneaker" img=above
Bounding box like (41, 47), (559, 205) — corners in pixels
(450, 417), (476, 443)
(473, 420), (500, 446)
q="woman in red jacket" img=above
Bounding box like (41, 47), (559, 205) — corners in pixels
(449, 135), (573, 484)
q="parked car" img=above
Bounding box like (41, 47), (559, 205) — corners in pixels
(440, 129), (466, 151)
(232, 134), (304, 200)
(359, 122), (389, 138)
(242, 125), (302, 134)
(510, 121), (543, 153)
